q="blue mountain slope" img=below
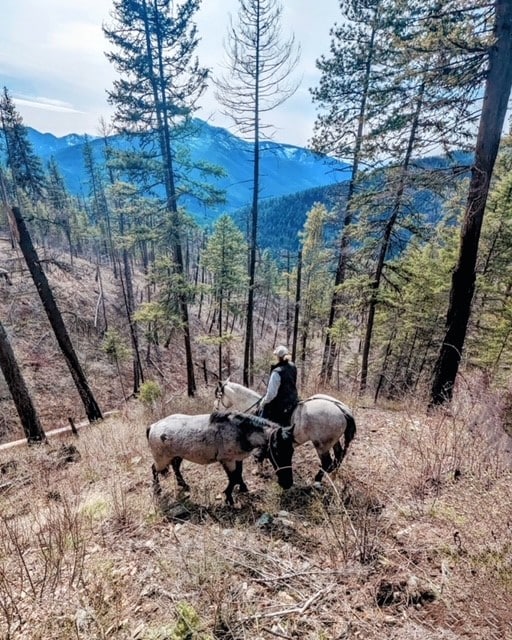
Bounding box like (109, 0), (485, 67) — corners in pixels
(26, 119), (349, 221)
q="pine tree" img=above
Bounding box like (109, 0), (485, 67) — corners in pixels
(371, 214), (459, 399)
(326, 0), (492, 393)
(47, 157), (75, 263)
(311, 0), (384, 383)
(431, 0), (512, 404)
(0, 87), (46, 203)
(298, 203), (334, 385)
(311, 0), (382, 380)
(215, 0), (300, 386)
(104, 0), (208, 396)
(202, 215), (248, 378)
(458, 135), (512, 382)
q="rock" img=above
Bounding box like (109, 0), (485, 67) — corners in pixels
(256, 513), (274, 529)
(75, 607), (95, 635)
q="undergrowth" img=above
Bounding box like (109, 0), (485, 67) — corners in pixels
(0, 389), (510, 639)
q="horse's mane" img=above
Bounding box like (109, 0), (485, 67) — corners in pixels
(209, 410), (235, 424)
(209, 410), (277, 430)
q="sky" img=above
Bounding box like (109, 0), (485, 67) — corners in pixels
(0, 0), (341, 148)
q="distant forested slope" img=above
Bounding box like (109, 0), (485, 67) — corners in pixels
(232, 182), (347, 254)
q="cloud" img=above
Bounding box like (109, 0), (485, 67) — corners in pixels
(48, 21), (107, 57)
(1, 0), (341, 145)
(13, 95), (85, 114)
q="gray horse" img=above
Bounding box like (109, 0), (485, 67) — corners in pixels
(147, 410), (294, 505)
(214, 381), (356, 482)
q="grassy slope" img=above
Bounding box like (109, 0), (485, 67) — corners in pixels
(0, 391), (511, 640)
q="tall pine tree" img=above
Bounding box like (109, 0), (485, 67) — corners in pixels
(215, 0), (300, 386)
(104, 0), (208, 396)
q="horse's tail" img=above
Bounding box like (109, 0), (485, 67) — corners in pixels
(343, 411), (356, 450)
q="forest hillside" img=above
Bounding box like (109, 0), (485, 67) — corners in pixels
(2, 0), (512, 635)
(0, 228), (512, 639)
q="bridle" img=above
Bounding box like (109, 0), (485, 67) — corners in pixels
(267, 427), (293, 475)
(268, 428), (280, 470)
(215, 382), (262, 414)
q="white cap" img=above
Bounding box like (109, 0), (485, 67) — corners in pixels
(273, 345), (289, 358)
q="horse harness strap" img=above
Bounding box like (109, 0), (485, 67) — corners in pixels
(246, 398), (262, 413)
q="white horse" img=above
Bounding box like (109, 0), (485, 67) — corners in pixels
(214, 381), (356, 482)
(147, 410), (294, 505)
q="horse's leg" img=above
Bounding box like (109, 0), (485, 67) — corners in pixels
(333, 441), (345, 468)
(235, 460), (249, 493)
(171, 457), (189, 491)
(152, 462), (170, 495)
(152, 463), (163, 495)
(220, 461), (238, 505)
(315, 451), (334, 482)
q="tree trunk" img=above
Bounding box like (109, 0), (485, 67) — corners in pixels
(11, 206), (103, 422)
(243, 134), (260, 387)
(243, 7), (262, 387)
(291, 249), (302, 363)
(119, 211), (144, 394)
(431, 0), (512, 405)
(320, 18), (378, 383)
(140, 0), (196, 396)
(360, 81), (425, 393)
(218, 291), (223, 381)
(0, 321), (46, 443)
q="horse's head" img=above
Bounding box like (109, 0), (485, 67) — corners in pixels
(267, 426), (294, 490)
(214, 378), (232, 410)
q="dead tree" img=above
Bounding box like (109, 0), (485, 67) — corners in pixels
(10, 206), (103, 422)
(0, 320), (46, 443)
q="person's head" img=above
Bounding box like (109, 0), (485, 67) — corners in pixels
(273, 345), (289, 361)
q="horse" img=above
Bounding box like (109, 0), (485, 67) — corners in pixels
(214, 380), (356, 482)
(146, 410), (294, 505)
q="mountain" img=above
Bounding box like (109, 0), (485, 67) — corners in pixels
(233, 182), (346, 254)
(26, 119), (350, 224)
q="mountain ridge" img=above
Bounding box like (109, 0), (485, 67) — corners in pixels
(26, 119), (350, 224)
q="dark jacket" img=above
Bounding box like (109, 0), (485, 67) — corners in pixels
(262, 360), (299, 426)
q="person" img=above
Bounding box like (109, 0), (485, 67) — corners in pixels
(260, 345), (299, 426)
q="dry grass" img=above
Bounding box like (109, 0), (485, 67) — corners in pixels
(0, 391), (510, 640)
(1, 243), (512, 638)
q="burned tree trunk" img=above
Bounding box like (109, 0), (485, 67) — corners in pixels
(11, 206), (103, 422)
(431, 0), (512, 404)
(0, 320), (46, 443)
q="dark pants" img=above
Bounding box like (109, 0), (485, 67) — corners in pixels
(262, 403), (295, 427)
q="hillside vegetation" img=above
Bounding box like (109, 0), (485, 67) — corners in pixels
(0, 384), (511, 639)
(2, 1), (512, 635)
(0, 231), (511, 639)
